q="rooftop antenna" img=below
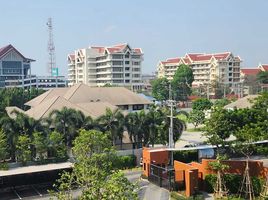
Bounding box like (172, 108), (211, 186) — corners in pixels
(47, 18), (57, 77)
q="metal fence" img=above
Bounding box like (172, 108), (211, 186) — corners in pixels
(148, 164), (175, 191)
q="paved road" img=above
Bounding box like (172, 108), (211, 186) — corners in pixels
(124, 170), (169, 200)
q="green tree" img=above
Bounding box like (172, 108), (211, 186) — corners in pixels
(16, 134), (31, 165)
(125, 111), (147, 148)
(49, 107), (79, 147)
(213, 98), (231, 108)
(192, 98), (213, 111)
(0, 129), (7, 161)
(48, 131), (66, 158)
(97, 108), (124, 146)
(52, 129), (138, 200)
(171, 64), (194, 101)
(204, 108), (237, 147)
(32, 132), (47, 160)
(151, 77), (169, 101)
(257, 71), (268, 84)
(188, 109), (205, 128)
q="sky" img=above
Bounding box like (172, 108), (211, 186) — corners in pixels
(0, 0), (268, 76)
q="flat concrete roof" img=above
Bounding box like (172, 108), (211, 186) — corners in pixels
(0, 162), (73, 177)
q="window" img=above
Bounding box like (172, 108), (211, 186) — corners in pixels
(229, 78), (232, 81)
(125, 67), (130, 71)
(125, 73), (130, 77)
(125, 80), (130, 83)
(125, 61), (130, 64)
(229, 62), (232, 65)
(133, 74), (140, 78)
(125, 54), (129, 58)
(112, 55), (123, 59)
(133, 104), (144, 110)
(143, 163), (146, 171)
(133, 61), (140, 65)
(131, 55), (141, 59)
(112, 61), (123, 65)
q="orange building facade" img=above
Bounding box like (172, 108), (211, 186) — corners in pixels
(142, 148), (268, 197)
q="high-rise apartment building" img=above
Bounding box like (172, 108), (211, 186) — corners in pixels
(157, 52), (241, 87)
(68, 43), (143, 91)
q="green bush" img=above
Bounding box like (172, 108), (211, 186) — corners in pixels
(117, 155), (136, 169)
(204, 174), (264, 196)
(173, 150), (198, 163)
(170, 191), (204, 200)
(0, 162), (9, 170)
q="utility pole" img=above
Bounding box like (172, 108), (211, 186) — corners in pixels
(167, 84), (176, 166)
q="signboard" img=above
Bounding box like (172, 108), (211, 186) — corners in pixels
(52, 67), (59, 77)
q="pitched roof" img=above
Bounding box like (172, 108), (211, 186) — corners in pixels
(25, 88), (69, 107)
(24, 95), (92, 120)
(260, 64), (268, 71)
(91, 43), (142, 55)
(241, 69), (261, 75)
(25, 83), (151, 107)
(0, 44), (35, 61)
(224, 95), (259, 109)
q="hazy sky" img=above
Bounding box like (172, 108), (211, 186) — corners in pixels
(0, 0), (268, 76)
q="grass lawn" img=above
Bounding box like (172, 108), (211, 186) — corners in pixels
(186, 127), (205, 132)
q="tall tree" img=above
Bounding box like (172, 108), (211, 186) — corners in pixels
(32, 132), (47, 160)
(171, 64), (194, 101)
(48, 131), (66, 158)
(52, 129), (138, 200)
(16, 134), (31, 165)
(192, 98), (213, 111)
(151, 77), (170, 101)
(97, 108), (124, 146)
(49, 107), (79, 147)
(257, 71), (268, 84)
(0, 129), (7, 161)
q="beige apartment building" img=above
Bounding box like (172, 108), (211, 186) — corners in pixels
(67, 43), (143, 91)
(157, 52), (241, 88)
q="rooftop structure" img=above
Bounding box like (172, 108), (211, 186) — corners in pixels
(68, 43), (143, 91)
(7, 83), (152, 120)
(224, 94), (259, 110)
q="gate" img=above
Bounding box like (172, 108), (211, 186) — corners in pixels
(148, 164), (175, 191)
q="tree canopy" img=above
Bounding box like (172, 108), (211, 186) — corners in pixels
(151, 77), (169, 101)
(171, 64), (194, 101)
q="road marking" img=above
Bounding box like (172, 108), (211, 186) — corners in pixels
(32, 185), (42, 196)
(13, 188), (22, 200)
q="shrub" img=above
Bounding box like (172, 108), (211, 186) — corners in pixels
(170, 191), (204, 200)
(0, 162), (9, 170)
(204, 174), (264, 196)
(117, 155), (136, 169)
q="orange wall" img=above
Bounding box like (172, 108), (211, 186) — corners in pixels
(174, 161), (199, 197)
(142, 148), (169, 177)
(191, 159), (268, 179)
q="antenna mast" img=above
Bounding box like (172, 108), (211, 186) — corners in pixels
(47, 17), (57, 76)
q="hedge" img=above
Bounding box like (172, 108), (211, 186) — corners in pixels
(116, 155), (136, 169)
(204, 174), (264, 196)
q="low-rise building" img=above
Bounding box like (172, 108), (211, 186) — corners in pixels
(67, 43), (143, 91)
(7, 83), (152, 120)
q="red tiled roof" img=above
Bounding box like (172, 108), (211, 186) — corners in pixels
(133, 48), (142, 54)
(91, 46), (105, 53)
(69, 54), (75, 60)
(241, 69), (261, 75)
(161, 57), (181, 64)
(260, 64), (268, 71)
(0, 44), (35, 61)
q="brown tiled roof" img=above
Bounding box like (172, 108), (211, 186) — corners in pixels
(224, 95), (259, 109)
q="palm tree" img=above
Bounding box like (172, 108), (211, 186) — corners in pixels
(144, 107), (163, 147)
(0, 115), (19, 161)
(97, 108), (124, 147)
(49, 107), (78, 147)
(159, 108), (187, 146)
(75, 110), (95, 131)
(125, 111), (147, 148)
